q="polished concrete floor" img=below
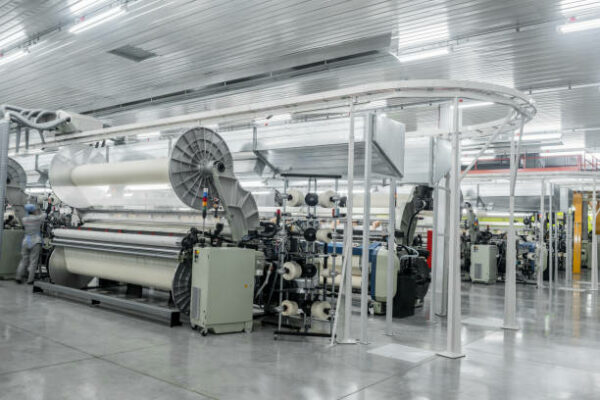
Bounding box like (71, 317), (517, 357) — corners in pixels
(0, 275), (599, 399)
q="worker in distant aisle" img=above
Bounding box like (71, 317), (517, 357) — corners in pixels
(15, 204), (44, 284)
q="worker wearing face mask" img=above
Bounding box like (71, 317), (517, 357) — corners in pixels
(15, 203), (45, 285)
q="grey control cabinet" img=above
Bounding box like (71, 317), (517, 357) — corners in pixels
(470, 244), (498, 284)
(190, 247), (255, 334)
(0, 230), (25, 279)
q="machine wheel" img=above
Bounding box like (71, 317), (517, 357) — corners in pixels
(171, 260), (192, 315)
(201, 328), (208, 336)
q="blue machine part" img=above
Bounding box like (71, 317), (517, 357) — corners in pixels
(519, 241), (537, 275)
(327, 242), (383, 296)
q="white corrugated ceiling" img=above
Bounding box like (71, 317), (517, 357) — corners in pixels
(1, 0), (599, 147)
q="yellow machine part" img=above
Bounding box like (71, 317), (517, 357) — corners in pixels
(574, 192), (582, 274)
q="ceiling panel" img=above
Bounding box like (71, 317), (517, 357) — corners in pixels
(0, 0), (598, 146)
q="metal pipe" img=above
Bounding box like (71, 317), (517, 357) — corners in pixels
(438, 97), (464, 359)
(538, 179), (545, 288)
(385, 178), (396, 335)
(334, 98), (357, 344)
(503, 117), (523, 330)
(566, 210), (573, 284)
(460, 113), (513, 180)
(592, 179), (598, 290)
(359, 114), (373, 344)
(0, 121), (9, 259)
(429, 177), (439, 322)
(555, 207), (559, 286)
(549, 184), (554, 289)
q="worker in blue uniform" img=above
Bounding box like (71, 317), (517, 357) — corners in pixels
(15, 204), (44, 284)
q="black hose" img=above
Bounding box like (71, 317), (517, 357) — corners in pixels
(405, 210), (421, 245)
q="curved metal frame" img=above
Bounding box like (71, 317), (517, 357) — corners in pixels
(19, 80), (535, 150)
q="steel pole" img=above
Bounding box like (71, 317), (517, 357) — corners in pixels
(538, 179), (545, 288)
(335, 99), (357, 344)
(549, 184), (554, 290)
(592, 179), (598, 290)
(429, 178), (440, 321)
(555, 207), (559, 286)
(566, 210), (573, 285)
(385, 178), (396, 335)
(360, 115), (373, 344)
(503, 120), (522, 330)
(438, 98), (464, 359)
(0, 121), (9, 259)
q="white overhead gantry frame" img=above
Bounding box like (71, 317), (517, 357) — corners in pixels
(1, 80), (535, 352)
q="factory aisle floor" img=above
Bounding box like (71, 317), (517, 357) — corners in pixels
(0, 275), (599, 400)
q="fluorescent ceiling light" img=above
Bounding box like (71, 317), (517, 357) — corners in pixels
(255, 113), (292, 125)
(461, 155), (495, 164)
(462, 149), (494, 155)
(558, 17), (600, 33)
(0, 50), (28, 66)
(540, 151), (583, 157)
(460, 101), (494, 109)
(69, 6), (126, 34)
(559, 0), (600, 15)
(136, 131), (160, 139)
(521, 133), (562, 141)
(397, 22), (449, 48)
(0, 29), (26, 49)
(70, 0), (106, 14)
(540, 144), (582, 151)
(392, 47), (449, 63)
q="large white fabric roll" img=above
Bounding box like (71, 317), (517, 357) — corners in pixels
(70, 159), (170, 186)
(53, 228), (182, 248)
(53, 247), (178, 291)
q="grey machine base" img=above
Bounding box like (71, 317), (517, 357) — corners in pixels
(0, 230), (25, 279)
(33, 281), (181, 327)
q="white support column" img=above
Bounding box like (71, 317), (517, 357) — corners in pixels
(592, 179), (598, 291)
(566, 209), (573, 285)
(441, 174), (451, 316)
(333, 99), (357, 345)
(386, 178), (396, 335)
(538, 179), (545, 288)
(438, 98), (464, 359)
(0, 121), (9, 257)
(554, 208), (559, 286)
(549, 185), (554, 290)
(429, 178), (440, 321)
(359, 115), (373, 344)
(503, 119), (522, 331)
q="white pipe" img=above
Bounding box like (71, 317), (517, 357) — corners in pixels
(334, 99), (356, 345)
(592, 179), (598, 290)
(538, 179), (545, 288)
(554, 208), (559, 286)
(438, 97), (464, 359)
(460, 114), (513, 180)
(25, 81), (534, 152)
(503, 118), (523, 330)
(549, 184), (554, 289)
(360, 115), (373, 344)
(566, 210), (573, 284)
(386, 179), (396, 335)
(429, 178), (439, 322)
